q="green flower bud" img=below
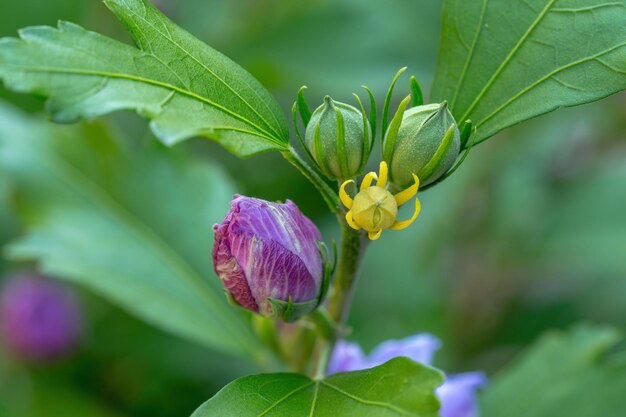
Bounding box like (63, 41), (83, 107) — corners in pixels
(305, 96), (372, 180)
(384, 102), (460, 188)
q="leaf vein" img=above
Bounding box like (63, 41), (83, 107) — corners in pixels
(550, 2), (624, 13)
(450, 0), (489, 109)
(320, 381), (415, 416)
(257, 382), (314, 417)
(476, 41), (626, 132)
(5, 65), (285, 147)
(309, 382), (320, 417)
(459, 0), (558, 122)
(121, 5), (285, 141)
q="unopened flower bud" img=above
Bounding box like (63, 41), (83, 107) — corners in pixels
(0, 273), (82, 361)
(384, 102), (460, 188)
(213, 195), (328, 322)
(305, 96), (371, 180)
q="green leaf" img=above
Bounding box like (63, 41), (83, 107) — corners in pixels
(0, 0), (289, 157)
(191, 357), (444, 417)
(481, 324), (626, 417)
(431, 0), (626, 144)
(0, 101), (265, 359)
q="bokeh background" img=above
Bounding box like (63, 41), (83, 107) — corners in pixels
(0, 0), (625, 416)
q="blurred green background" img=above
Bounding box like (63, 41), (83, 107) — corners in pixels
(0, 0), (625, 416)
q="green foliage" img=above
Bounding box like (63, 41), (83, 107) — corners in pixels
(0, 0), (289, 157)
(431, 0), (626, 144)
(191, 358), (443, 417)
(0, 101), (264, 358)
(0, 175), (17, 275)
(481, 325), (626, 417)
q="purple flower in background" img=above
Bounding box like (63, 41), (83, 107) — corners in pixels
(0, 273), (82, 361)
(213, 195), (326, 321)
(329, 333), (487, 417)
(437, 372), (487, 417)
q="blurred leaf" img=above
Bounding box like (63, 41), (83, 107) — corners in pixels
(431, 0), (626, 144)
(0, 101), (264, 359)
(0, 376), (126, 417)
(0, 175), (17, 269)
(191, 358), (443, 417)
(0, 0), (289, 157)
(481, 324), (626, 417)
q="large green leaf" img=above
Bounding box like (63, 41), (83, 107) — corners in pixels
(0, 101), (264, 359)
(431, 0), (626, 144)
(0, 0), (289, 157)
(192, 358), (443, 417)
(481, 325), (626, 417)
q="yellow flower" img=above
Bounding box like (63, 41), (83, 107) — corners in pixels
(339, 161), (421, 240)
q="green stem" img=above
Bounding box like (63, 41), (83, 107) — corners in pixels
(310, 215), (367, 378)
(281, 146), (340, 214)
(328, 218), (366, 323)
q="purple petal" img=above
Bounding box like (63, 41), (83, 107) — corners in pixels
(228, 196), (323, 283)
(213, 221), (258, 312)
(228, 231), (319, 314)
(437, 372), (488, 417)
(327, 340), (367, 375)
(368, 333), (441, 367)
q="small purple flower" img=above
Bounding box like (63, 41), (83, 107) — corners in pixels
(0, 273), (82, 361)
(213, 195), (326, 321)
(327, 340), (367, 375)
(329, 333), (487, 417)
(437, 372), (488, 417)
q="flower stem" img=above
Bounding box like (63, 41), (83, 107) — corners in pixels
(281, 147), (340, 214)
(327, 219), (365, 323)
(310, 214), (367, 378)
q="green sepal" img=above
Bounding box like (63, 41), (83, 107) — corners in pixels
(330, 239), (338, 276)
(296, 86), (312, 127)
(362, 85), (377, 143)
(352, 92), (372, 174)
(381, 67), (408, 139)
(421, 124), (477, 191)
(315, 240), (333, 307)
(334, 106), (350, 180)
(268, 297), (318, 323)
(291, 91), (320, 171)
(382, 95), (412, 164)
(417, 119), (456, 181)
(410, 76), (424, 107)
(460, 119), (473, 150)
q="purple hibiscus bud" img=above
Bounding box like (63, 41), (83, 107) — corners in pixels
(0, 273), (82, 361)
(437, 372), (488, 417)
(213, 195), (326, 321)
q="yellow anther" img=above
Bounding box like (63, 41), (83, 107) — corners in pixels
(377, 161), (388, 188)
(345, 210), (360, 230)
(360, 172), (378, 191)
(394, 174), (419, 206)
(339, 179), (354, 209)
(390, 198), (421, 231)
